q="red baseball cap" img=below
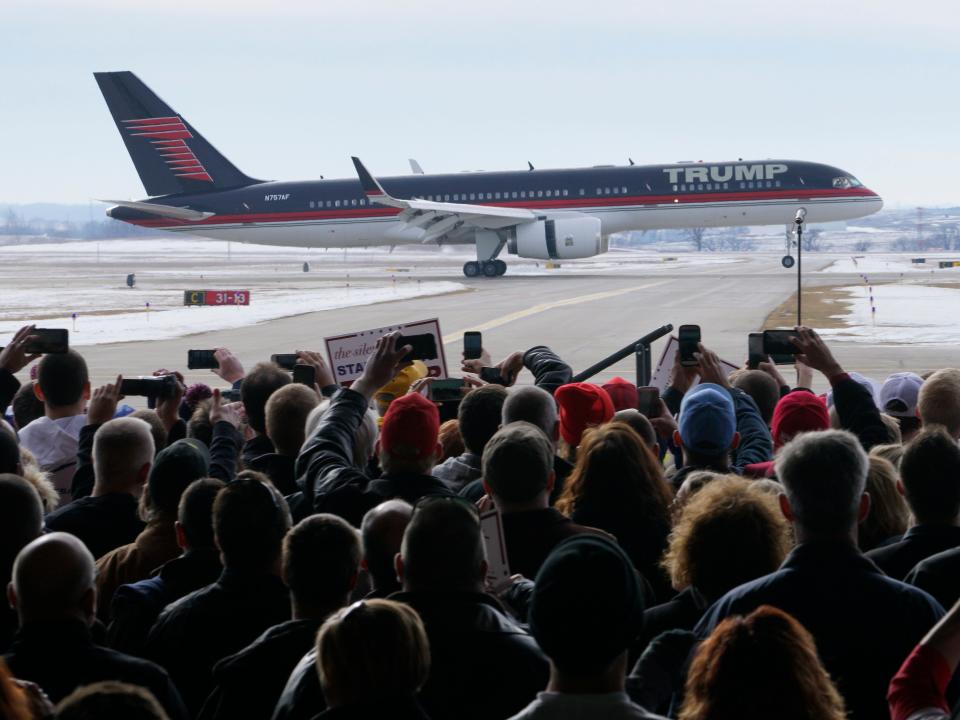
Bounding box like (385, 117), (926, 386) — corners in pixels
(555, 383), (615, 446)
(380, 392), (440, 459)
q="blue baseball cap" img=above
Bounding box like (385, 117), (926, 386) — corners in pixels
(678, 383), (736, 454)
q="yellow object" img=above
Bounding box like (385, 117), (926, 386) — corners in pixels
(375, 361), (428, 417)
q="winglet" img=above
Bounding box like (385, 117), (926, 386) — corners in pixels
(351, 156), (395, 206)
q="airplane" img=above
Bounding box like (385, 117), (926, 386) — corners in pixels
(95, 71), (883, 278)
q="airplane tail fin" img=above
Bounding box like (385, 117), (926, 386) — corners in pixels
(94, 71), (261, 197)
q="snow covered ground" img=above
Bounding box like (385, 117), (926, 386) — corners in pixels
(819, 283), (960, 345)
(820, 254), (960, 276)
(0, 282), (466, 346)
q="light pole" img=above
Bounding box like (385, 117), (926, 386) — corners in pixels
(794, 208), (806, 326)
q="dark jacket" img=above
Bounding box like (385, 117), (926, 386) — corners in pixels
(200, 618), (323, 720)
(865, 525), (960, 581)
(392, 591), (548, 720)
(668, 386), (773, 491)
(0, 368), (19, 418)
(522, 346), (573, 396)
(311, 697), (430, 720)
(243, 433), (276, 467)
(4, 619), (188, 720)
(634, 587), (707, 657)
(248, 452), (299, 496)
(696, 540), (945, 720)
(44, 492), (144, 560)
(569, 503), (672, 601)
(145, 568), (291, 716)
(295, 388), (454, 527)
(830, 373), (890, 452)
(107, 547), (222, 656)
(271, 647), (326, 720)
(501, 508), (607, 580)
(906, 546), (960, 611)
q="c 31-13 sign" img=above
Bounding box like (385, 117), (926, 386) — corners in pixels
(183, 290), (250, 306)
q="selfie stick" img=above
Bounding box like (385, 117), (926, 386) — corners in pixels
(795, 208), (806, 326)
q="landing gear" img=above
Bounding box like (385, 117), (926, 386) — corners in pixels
(463, 260), (507, 278)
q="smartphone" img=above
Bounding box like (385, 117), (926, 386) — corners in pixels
(429, 378), (465, 403)
(120, 375), (178, 399)
(398, 333), (438, 362)
(480, 367), (507, 385)
(463, 331), (482, 360)
(293, 364), (317, 387)
(678, 325), (701, 367)
(23, 328), (69, 355)
(636, 386), (661, 418)
(763, 330), (799, 365)
(220, 388), (242, 402)
(747, 333), (765, 370)
(187, 349), (219, 370)
(271, 353), (298, 370)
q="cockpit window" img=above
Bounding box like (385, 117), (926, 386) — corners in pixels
(833, 176), (863, 189)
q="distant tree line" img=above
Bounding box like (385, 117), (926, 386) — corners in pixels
(1, 209), (166, 242)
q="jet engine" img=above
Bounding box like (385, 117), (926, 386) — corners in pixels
(509, 217), (605, 260)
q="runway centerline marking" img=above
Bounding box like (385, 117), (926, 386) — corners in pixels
(442, 280), (670, 345)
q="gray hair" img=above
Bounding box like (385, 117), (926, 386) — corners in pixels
(502, 385), (557, 441)
(775, 429), (868, 535)
(303, 399), (378, 469)
(92, 417), (154, 490)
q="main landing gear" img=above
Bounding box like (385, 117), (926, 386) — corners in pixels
(463, 259), (507, 278)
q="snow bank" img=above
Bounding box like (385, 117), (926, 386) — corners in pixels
(819, 283), (960, 345)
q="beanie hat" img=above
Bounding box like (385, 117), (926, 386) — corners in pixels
(555, 383), (615, 446)
(879, 372), (924, 418)
(602, 377), (639, 412)
(678, 383), (736, 455)
(771, 391), (829, 449)
(530, 535), (644, 672)
(380, 392), (440, 460)
(148, 438), (210, 516)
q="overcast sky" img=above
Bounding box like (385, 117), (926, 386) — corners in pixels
(4, 0), (958, 207)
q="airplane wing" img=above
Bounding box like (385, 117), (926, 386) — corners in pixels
(99, 199), (215, 222)
(352, 157), (537, 242)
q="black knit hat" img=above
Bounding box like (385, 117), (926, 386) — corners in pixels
(148, 439), (210, 515)
(529, 534), (645, 672)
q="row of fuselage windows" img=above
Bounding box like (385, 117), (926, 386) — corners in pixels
(306, 186), (635, 209)
(671, 180), (783, 192)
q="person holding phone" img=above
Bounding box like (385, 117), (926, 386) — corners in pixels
(666, 343), (773, 492)
(297, 332), (455, 527)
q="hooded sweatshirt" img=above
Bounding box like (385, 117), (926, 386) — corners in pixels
(17, 414), (86, 504)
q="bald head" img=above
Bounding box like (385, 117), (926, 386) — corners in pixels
(0, 474), (43, 574)
(9, 532), (96, 625)
(361, 500), (413, 593)
(502, 386), (558, 443)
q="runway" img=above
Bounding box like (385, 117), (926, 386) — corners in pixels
(3, 242), (954, 396)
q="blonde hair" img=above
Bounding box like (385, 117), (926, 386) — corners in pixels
(663, 477), (791, 600)
(858, 455), (909, 552)
(316, 599), (430, 708)
(870, 443), (904, 469)
(18, 447), (59, 512)
(919, 369), (960, 438)
(92, 417), (154, 490)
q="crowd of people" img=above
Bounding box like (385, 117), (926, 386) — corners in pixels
(2, 319), (960, 719)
